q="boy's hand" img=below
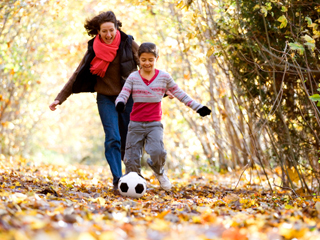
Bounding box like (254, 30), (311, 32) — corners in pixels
(165, 90), (174, 99)
(197, 106), (211, 117)
(116, 102), (126, 112)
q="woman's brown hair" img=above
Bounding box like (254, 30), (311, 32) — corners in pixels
(84, 11), (122, 37)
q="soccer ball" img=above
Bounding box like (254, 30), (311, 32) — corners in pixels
(118, 172), (147, 198)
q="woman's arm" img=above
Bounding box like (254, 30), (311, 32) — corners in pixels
(132, 40), (140, 68)
(53, 50), (89, 105)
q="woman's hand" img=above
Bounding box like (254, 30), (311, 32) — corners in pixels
(49, 100), (60, 111)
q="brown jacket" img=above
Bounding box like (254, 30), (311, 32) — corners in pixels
(55, 40), (139, 104)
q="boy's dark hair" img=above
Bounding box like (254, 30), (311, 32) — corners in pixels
(84, 11), (122, 37)
(138, 42), (159, 57)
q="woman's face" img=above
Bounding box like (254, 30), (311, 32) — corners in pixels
(98, 22), (116, 44)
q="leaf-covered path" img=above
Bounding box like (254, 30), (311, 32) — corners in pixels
(0, 157), (320, 240)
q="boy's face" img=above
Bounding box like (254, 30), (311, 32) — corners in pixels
(139, 53), (158, 73)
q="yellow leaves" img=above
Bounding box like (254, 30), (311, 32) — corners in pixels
(88, 197), (106, 206)
(15, 181), (21, 187)
(12, 230), (30, 240)
(279, 222), (308, 239)
(255, 3), (272, 17)
(1, 121), (15, 129)
(253, 5), (260, 11)
(99, 232), (117, 240)
(312, 30), (320, 39)
(315, 202), (320, 214)
(156, 209), (171, 219)
(277, 15), (287, 28)
(183, 46), (190, 53)
(284, 204), (294, 209)
(176, 1), (184, 9)
(302, 34), (315, 51)
(287, 167), (300, 183)
(193, 57), (204, 65)
(1, 157), (320, 239)
(97, 197), (106, 205)
(29, 218), (48, 230)
(260, 7), (268, 17)
(206, 47), (215, 57)
(9, 193), (27, 203)
(186, 32), (195, 40)
(239, 198), (257, 208)
(149, 219), (170, 231)
(223, 193), (240, 204)
(78, 233), (96, 240)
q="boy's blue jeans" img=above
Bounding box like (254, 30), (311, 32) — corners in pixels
(97, 93), (133, 185)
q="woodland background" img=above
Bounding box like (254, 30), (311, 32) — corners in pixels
(1, 0), (320, 195)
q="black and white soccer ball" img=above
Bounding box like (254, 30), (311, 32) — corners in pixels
(118, 172), (147, 198)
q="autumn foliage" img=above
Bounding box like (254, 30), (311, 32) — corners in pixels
(1, 156), (320, 239)
(1, 0), (320, 238)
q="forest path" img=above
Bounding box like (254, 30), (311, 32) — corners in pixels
(0, 157), (319, 240)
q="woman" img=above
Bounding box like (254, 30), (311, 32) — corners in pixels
(49, 11), (139, 190)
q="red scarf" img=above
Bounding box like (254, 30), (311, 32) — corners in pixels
(90, 30), (121, 77)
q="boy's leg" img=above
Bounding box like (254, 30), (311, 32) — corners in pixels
(124, 121), (145, 175)
(144, 122), (167, 175)
(144, 122), (172, 191)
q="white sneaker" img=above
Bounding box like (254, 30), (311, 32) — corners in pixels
(154, 172), (172, 191)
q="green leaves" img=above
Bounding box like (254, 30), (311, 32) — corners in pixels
(288, 42), (305, 55)
(288, 34), (315, 55)
(305, 17), (312, 26)
(277, 15), (287, 28)
(309, 94), (320, 106)
(302, 34), (315, 51)
(256, 2), (272, 17)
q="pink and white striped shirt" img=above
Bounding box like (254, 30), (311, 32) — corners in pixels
(116, 69), (203, 121)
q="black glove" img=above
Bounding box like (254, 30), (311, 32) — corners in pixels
(197, 106), (211, 117)
(116, 102), (126, 113)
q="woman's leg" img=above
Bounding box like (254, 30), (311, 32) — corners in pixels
(118, 95), (133, 160)
(97, 94), (122, 186)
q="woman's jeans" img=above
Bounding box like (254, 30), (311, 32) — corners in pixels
(97, 93), (133, 185)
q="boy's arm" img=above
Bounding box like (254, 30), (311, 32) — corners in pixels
(166, 76), (202, 111)
(115, 76), (133, 112)
(166, 75), (211, 117)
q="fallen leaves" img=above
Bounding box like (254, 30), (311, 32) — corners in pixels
(0, 156), (320, 240)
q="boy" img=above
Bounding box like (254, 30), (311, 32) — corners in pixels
(115, 42), (211, 190)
